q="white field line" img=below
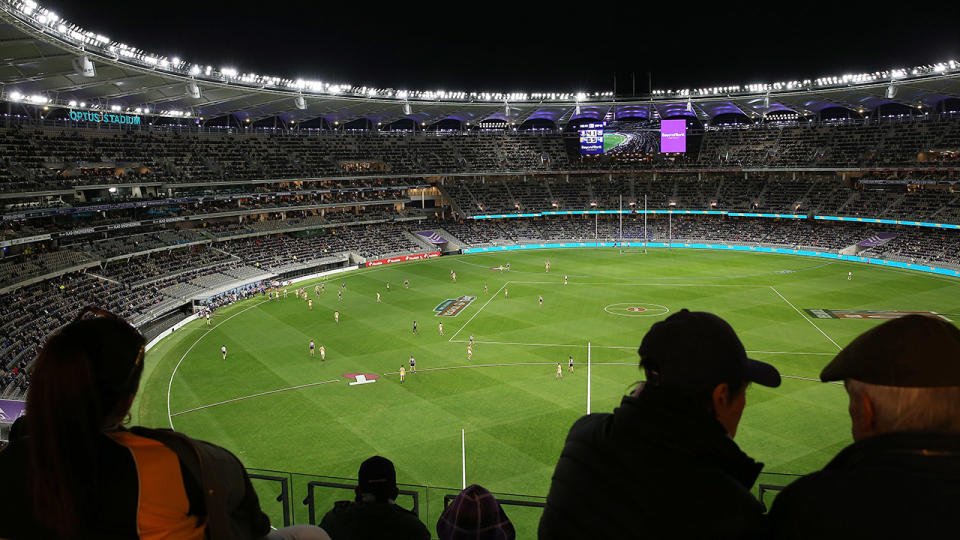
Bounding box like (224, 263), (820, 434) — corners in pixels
(451, 339), (835, 356)
(448, 281), (508, 342)
(177, 362), (841, 414)
(167, 298), (272, 429)
(770, 286), (843, 351)
(450, 339), (635, 349)
(507, 281), (755, 287)
(171, 378), (341, 417)
(783, 375), (843, 385)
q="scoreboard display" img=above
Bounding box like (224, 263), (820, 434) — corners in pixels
(660, 119), (687, 153)
(579, 122), (605, 155)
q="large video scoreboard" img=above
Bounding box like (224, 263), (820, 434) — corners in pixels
(660, 119), (687, 153)
(579, 122), (605, 155)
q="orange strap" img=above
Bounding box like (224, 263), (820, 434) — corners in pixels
(108, 431), (206, 540)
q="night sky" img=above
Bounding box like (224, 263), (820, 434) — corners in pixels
(44, 1), (960, 95)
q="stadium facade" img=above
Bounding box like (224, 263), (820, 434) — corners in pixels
(0, 0), (959, 405)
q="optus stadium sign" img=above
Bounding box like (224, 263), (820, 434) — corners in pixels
(69, 110), (141, 125)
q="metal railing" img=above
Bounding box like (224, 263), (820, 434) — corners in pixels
(243, 467), (800, 536)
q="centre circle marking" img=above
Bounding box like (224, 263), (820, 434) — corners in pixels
(604, 303), (670, 317)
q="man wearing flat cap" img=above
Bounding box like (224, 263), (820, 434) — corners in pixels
(769, 315), (960, 539)
(539, 309), (782, 539)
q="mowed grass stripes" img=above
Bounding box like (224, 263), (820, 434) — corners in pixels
(136, 248), (960, 501)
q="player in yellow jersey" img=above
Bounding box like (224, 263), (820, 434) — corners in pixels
(556, 363), (562, 381)
(399, 365), (406, 384)
(308, 299), (313, 310)
(319, 345), (326, 361)
(334, 311), (340, 324)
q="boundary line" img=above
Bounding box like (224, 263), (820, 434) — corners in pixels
(770, 286), (843, 351)
(448, 281), (508, 342)
(450, 339), (835, 356)
(166, 298), (272, 429)
(171, 378), (340, 417)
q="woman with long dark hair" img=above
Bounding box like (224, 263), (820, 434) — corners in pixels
(0, 307), (329, 540)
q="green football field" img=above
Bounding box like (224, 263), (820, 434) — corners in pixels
(603, 133), (626, 152)
(133, 248), (960, 532)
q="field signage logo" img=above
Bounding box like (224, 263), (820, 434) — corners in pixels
(805, 309), (951, 321)
(344, 373), (379, 386)
(434, 295), (477, 317)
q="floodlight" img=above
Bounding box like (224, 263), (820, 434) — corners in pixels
(186, 81), (201, 99)
(72, 55), (95, 78)
(68, 100), (77, 107)
(294, 95), (306, 110)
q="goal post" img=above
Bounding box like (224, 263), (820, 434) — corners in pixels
(618, 194), (648, 254)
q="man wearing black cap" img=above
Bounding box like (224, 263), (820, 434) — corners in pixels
(319, 456), (430, 540)
(538, 309), (781, 540)
(768, 314), (960, 539)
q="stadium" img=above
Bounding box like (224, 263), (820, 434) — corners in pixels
(1, 1), (960, 537)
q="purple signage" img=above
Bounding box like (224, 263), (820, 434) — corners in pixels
(857, 233), (897, 248)
(660, 119), (687, 153)
(416, 231), (449, 244)
(0, 399), (26, 423)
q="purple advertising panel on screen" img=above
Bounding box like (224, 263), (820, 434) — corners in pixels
(0, 399), (26, 423)
(660, 119), (686, 153)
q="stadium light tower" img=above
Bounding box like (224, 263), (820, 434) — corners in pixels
(186, 81), (201, 99)
(685, 97), (692, 112)
(886, 82), (897, 99)
(403, 101), (412, 116)
(294, 94), (307, 110)
(72, 54), (95, 78)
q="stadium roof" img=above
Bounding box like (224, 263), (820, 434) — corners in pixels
(2, 0), (960, 127)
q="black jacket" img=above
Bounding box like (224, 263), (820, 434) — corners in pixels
(319, 499), (431, 540)
(538, 387), (767, 540)
(0, 426), (270, 540)
(768, 431), (960, 539)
